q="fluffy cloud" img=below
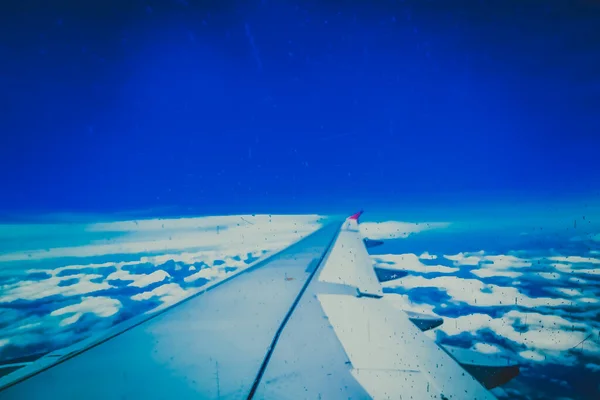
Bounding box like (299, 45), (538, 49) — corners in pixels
(538, 272), (562, 280)
(419, 252), (437, 260)
(473, 342), (503, 354)
(384, 245), (600, 375)
(359, 221), (449, 240)
(585, 363), (600, 372)
(129, 269), (171, 287)
(444, 251), (485, 266)
(470, 269), (522, 278)
(85, 214), (325, 233)
(434, 309), (598, 364)
(111, 269), (170, 288)
(445, 252), (532, 269)
(385, 275), (573, 308)
(50, 297), (121, 326)
(548, 256), (600, 265)
(184, 266), (230, 283)
(553, 288), (582, 297)
(0, 214), (323, 364)
(131, 283), (188, 306)
(50, 296), (121, 318)
(0, 214), (323, 262)
(519, 350), (547, 362)
(0, 274), (112, 303)
(553, 265), (600, 276)
(373, 253), (459, 274)
(138, 249), (264, 269)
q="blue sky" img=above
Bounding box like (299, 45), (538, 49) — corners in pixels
(1, 1), (599, 216)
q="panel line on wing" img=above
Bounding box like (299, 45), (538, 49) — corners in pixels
(246, 223), (342, 399)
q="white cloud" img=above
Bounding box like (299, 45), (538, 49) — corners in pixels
(519, 350), (546, 362)
(15, 323), (41, 332)
(105, 269), (134, 281)
(1, 233), (278, 305)
(359, 221), (449, 240)
(548, 256), (600, 265)
(50, 296), (121, 318)
(554, 265), (600, 276)
(471, 269), (522, 279)
(473, 342), (503, 354)
(445, 252), (532, 269)
(0, 274), (112, 303)
(538, 272), (561, 280)
(131, 283), (188, 306)
(553, 288), (582, 297)
(575, 269), (600, 276)
(127, 270), (170, 288)
(576, 297), (600, 304)
(0, 215), (323, 262)
(25, 261), (137, 278)
(385, 275), (573, 308)
(444, 252), (483, 266)
(85, 214), (325, 233)
(104, 268), (171, 288)
(183, 266), (231, 282)
(0, 213), (320, 366)
(436, 313), (492, 336)
(568, 276), (592, 285)
(483, 255), (532, 269)
(373, 253), (459, 274)
(419, 252), (437, 260)
(585, 363), (600, 372)
(437, 310), (598, 364)
(59, 312), (83, 327)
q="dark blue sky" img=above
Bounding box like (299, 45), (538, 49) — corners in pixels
(1, 0), (599, 216)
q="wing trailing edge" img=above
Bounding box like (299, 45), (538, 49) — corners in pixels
(442, 345), (521, 390)
(349, 210), (521, 396)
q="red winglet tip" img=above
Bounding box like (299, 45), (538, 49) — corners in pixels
(348, 210), (364, 221)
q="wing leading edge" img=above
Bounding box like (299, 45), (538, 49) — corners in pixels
(0, 212), (517, 399)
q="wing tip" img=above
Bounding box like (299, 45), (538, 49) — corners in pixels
(348, 210), (364, 221)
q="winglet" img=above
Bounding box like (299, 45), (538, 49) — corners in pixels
(348, 210), (364, 221)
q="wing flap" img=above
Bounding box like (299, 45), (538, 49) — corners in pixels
(318, 294), (495, 399)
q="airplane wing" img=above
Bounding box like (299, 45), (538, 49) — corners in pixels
(0, 212), (518, 399)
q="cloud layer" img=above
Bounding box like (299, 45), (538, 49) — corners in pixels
(0, 214), (324, 362)
(359, 221), (450, 240)
(0, 214), (325, 262)
(380, 244), (600, 400)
